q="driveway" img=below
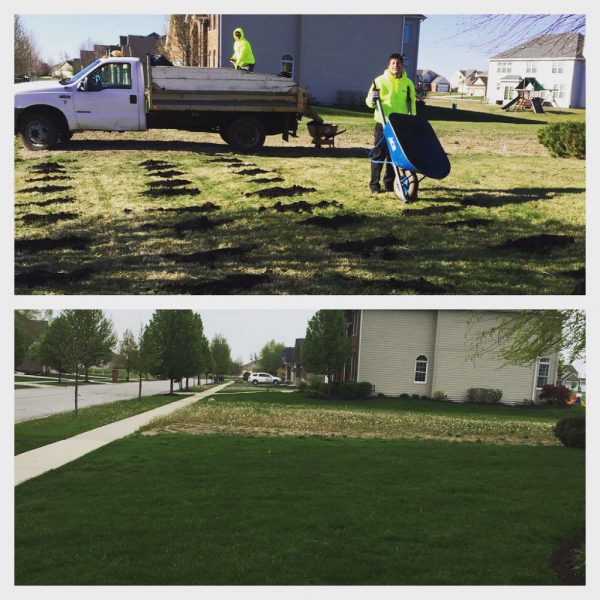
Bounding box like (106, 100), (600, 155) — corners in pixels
(14, 380), (175, 422)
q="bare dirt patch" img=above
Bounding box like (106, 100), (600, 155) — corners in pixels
(246, 185), (317, 199)
(549, 532), (585, 585)
(495, 234), (575, 253)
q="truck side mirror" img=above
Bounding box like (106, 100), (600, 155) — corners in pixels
(77, 77), (88, 92)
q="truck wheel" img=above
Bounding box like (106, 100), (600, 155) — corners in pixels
(219, 129), (230, 145)
(226, 116), (266, 152)
(20, 113), (59, 150)
(57, 128), (73, 144)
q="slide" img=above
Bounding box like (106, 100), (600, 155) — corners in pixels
(502, 95), (519, 110)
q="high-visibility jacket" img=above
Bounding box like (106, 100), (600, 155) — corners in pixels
(366, 69), (417, 123)
(230, 28), (255, 68)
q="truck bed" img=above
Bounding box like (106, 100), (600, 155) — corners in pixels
(148, 66), (308, 114)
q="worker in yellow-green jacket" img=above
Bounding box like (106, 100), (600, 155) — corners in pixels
(230, 27), (256, 72)
(366, 53), (416, 194)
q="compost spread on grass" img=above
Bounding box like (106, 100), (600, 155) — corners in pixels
(147, 179), (193, 188)
(329, 234), (401, 256)
(15, 266), (94, 287)
(156, 272), (270, 294)
(18, 197), (76, 207)
(303, 213), (366, 228)
(19, 185), (73, 194)
(21, 212), (79, 225)
(443, 218), (493, 228)
(30, 162), (67, 173)
(246, 185), (317, 199)
(27, 175), (72, 182)
(153, 202), (220, 213)
(496, 234), (575, 253)
(403, 205), (463, 217)
(15, 236), (91, 252)
(161, 245), (256, 264)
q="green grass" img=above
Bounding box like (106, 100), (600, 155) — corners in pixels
(15, 384), (36, 390)
(14, 103), (585, 295)
(147, 390), (580, 446)
(14, 393), (192, 455)
(15, 433), (584, 584)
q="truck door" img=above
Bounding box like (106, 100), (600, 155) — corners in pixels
(73, 62), (141, 130)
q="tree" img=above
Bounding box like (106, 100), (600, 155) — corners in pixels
(210, 334), (232, 379)
(118, 329), (139, 382)
(15, 16), (39, 79)
(300, 310), (351, 396)
(15, 310), (53, 369)
(37, 314), (73, 383)
(198, 335), (214, 384)
(459, 14), (585, 52)
(257, 340), (285, 375)
(14, 313), (30, 367)
(471, 310), (585, 366)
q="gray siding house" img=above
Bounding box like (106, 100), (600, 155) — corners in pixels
(199, 15), (424, 104)
(344, 310), (559, 404)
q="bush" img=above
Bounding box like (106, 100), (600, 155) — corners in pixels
(539, 384), (571, 407)
(337, 381), (373, 399)
(410, 394), (420, 400)
(242, 371), (250, 381)
(554, 416), (585, 448)
(537, 122), (585, 159)
(420, 395), (431, 401)
(466, 388), (503, 404)
(297, 380), (307, 392)
(399, 393), (410, 400)
(433, 390), (448, 401)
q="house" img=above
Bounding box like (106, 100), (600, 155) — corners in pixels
(449, 69), (486, 93)
(341, 310), (559, 404)
(282, 338), (305, 383)
(50, 59), (81, 79)
(79, 33), (165, 68)
(465, 73), (488, 97)
(486, 32), (585, 108)
(164, 14), (425, 104)
(430, 75), (450, 92)
(559, 364), (586, 392)
(416, 69), (439, 91)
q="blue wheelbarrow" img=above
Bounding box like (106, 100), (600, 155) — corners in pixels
(372, 84), (451, 202)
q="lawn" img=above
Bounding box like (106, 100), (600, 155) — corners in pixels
(147, 390), (581, 446)
(14, 103), (585, 295)
(14, 392), (193, 455)
(15, 433), (584, 584)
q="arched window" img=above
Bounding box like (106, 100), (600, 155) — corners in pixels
(414, 355), (428, 383)
(281, 54), (294, 78)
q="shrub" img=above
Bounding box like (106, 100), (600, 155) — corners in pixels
(554, 416), (585, 448)
(537, 122), (585, 159)
(420, 395), (431, 401)
(297, 380), (307, 392)
(377, 392), (386, 398)
(433, 390), (448, 401)
(410, 394), (420, 400)
(242, 371), (250, 381)
(539, 384), (571, 407)
(399, 393), (410, 400)
(307, 374), (324, 390)
(337, 381), (373, 399)
(465, 388), (503, 404)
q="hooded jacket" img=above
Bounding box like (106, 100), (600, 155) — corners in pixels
(366, 69), (417, 123)
(230, 28), (255, 68)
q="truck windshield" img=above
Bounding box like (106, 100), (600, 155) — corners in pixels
(59, 59), (102, 85)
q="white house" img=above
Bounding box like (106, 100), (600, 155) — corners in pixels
(449, 69), (486, 94)
(342, 310), (559, 404)
(486, 32), (585, 108)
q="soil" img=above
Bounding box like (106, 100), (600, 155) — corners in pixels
(19, 185), (73, 194)
(246, 185), (317, 199)
(15, 236), (91, 252)
(250, 177), (285, 184)
(235, 168), (271, 176)
(174, 216), (232, 234)
(402, 205), (463, 217)
(156, 272), (270, 294)
(21, 212), (79, 225)
(15, 266), (94, 287)
(154, 202), (220, 213)
(329, 234), (401, 256)
(160, 245), (256, 264)
(18, 197), (76, 207)
(302, 213), (366, 229)
(30, 162), (66, 173)
(27, 175), (72, 182)
(442, 218), (493, 228)
(142, 187), (201, 198)
(147, 179), (193, 188)
(549, 531), (585, 585)
(150, 170), (185, 178)
(495, 234), (575, 253)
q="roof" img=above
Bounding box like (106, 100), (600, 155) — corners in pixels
(515, 77), (545, 91)
(468, 76), (488, 86)
(283, 347), (295, 364)
(431, 76), (449, 84)
(491, 32), (585, 60)
(121, 33), (164, 58)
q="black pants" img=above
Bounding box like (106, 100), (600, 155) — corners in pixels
(370, 123), (395, 191)
(240, 63), (255, 72)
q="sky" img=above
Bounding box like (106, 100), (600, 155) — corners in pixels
(102, 309), (316, 364)
(18, 13), (572, 75)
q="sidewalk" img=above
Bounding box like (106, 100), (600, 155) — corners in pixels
(15, 383), (231, 486)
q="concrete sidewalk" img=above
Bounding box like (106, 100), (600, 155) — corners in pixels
(15, 383), (231, 486)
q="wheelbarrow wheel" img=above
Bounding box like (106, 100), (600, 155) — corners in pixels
(394, 169), (418, 203)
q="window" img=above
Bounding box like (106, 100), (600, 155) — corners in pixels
(503, 86), (515, 100)
(552, 61), (563, 74)
(281, 54), (294, 78)
(536, 358), (550, 388)
(87, 63), (132, 90)
(526, 61), (537, 74)
(414, 355), (428, 383)
(497, 61), (512, 73)
(403, 21), (414, 44)
(403, 57), (411, 71)
(552, 84), (566, 99)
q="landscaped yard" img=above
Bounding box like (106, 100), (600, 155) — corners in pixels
(14, 102), (585, 295)
(15, 390), (584, 584)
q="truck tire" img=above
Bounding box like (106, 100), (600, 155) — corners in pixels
(20, 113), (59, 150)
(219, 129), (230, 145)
(226, 116), (266, 152)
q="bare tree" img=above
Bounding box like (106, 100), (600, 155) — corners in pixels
(14, 16), (38, 79)
(458, 14), (585, 53)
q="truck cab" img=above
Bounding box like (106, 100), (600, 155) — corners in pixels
(15, 57), (147, 150)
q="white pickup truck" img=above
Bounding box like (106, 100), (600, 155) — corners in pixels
(14, 56), (315, 152)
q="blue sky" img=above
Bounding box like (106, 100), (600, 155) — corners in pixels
(20, 13), (556, 75)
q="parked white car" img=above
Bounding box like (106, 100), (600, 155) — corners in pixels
(248, 372), (281, 385)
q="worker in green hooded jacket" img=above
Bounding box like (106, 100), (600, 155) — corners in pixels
(365, 53), (416, 194)
(230, 27), (256, 72)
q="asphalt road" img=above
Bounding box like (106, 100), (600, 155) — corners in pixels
(14, 379), (176, 422)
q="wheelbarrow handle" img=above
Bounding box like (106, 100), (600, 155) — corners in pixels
(372, 80), (387, 125)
